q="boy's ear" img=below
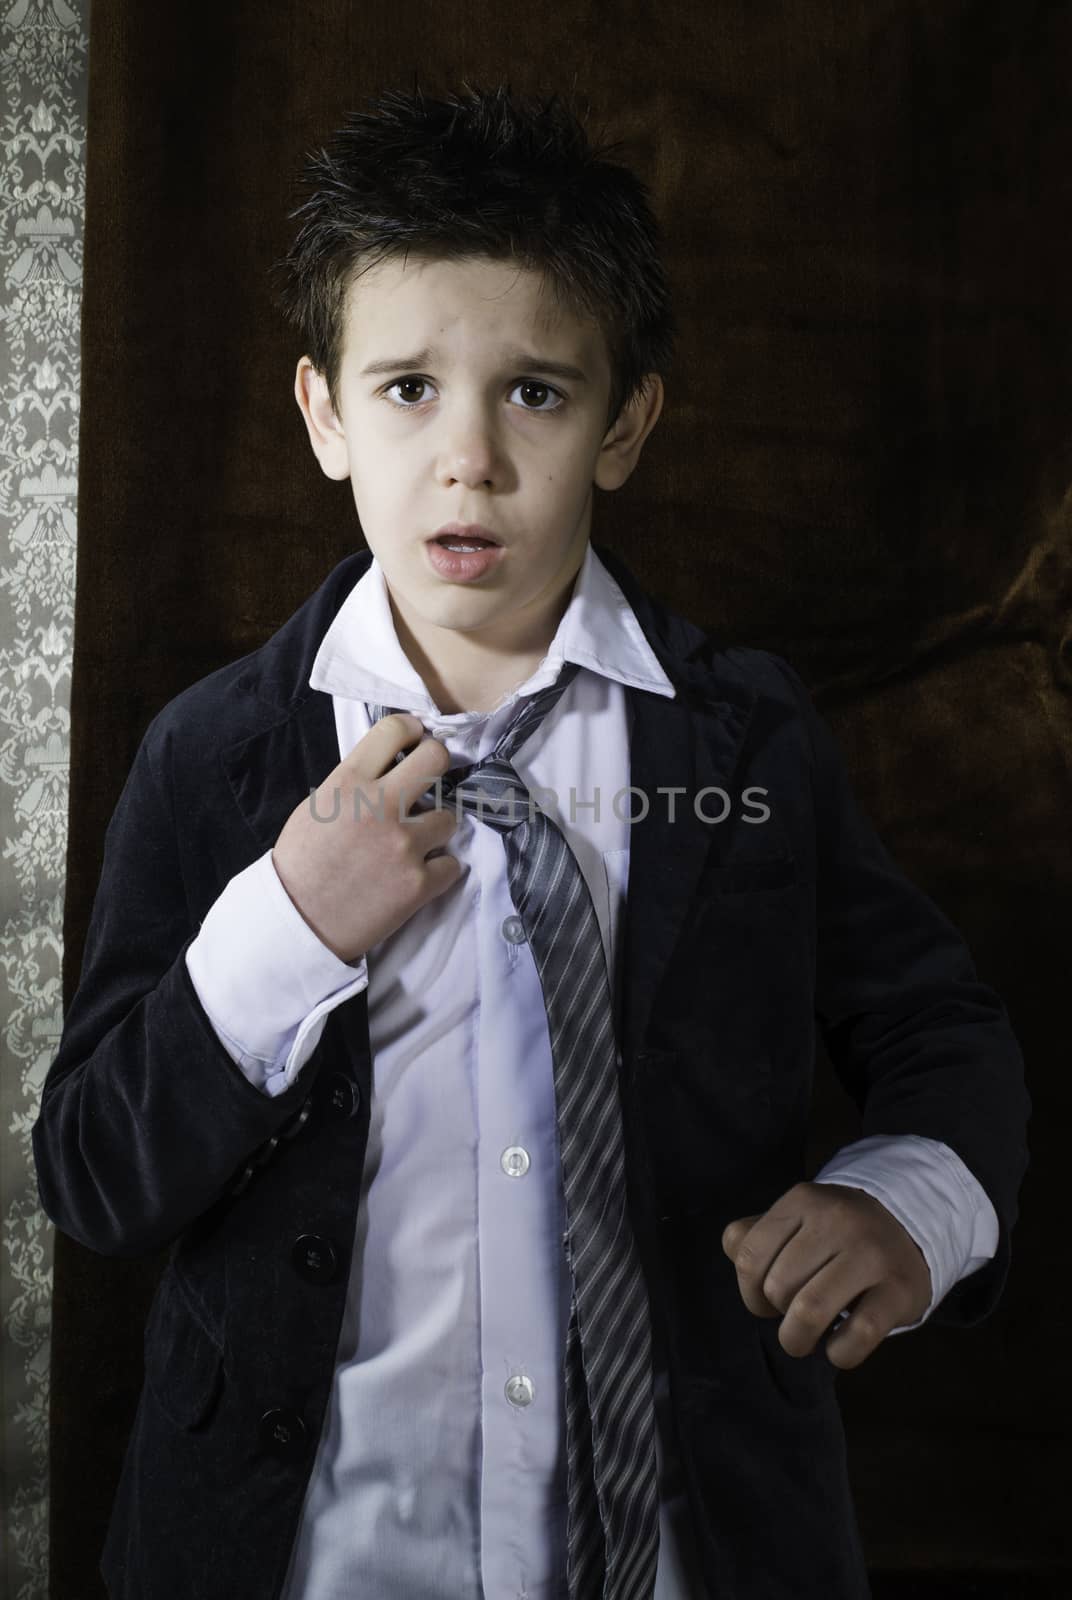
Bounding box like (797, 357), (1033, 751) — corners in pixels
(294, 357), (351, 481)
(593, 374), (665, 493)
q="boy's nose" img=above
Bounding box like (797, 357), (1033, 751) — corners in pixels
(438, 421), (503, 479)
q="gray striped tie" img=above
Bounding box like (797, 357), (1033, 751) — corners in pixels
(369, 660), (660, 1600)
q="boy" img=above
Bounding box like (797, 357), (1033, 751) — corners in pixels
(32, 81), (1030, 1600)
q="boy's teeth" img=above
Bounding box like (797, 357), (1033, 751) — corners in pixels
(441, 540), (489, 552)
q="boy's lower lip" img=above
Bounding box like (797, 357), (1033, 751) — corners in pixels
(425, 539), (505, 582)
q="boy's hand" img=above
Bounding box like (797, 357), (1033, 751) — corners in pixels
(721, 1181), (933, 1369)
(272, 712), (464, 964)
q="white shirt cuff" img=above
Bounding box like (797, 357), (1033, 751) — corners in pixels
(185, 849), (368, 1096)
(813, 1133), (1000, 1335)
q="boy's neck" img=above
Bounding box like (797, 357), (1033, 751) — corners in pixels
(392, 617), (554, 716)
(387, 583), (576, 717)
(417, 657), (546, 716)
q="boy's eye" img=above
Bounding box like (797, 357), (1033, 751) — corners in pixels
(386, 377), (430, 407)
(382, 377), (565, 413)
(511, 379), (565, 412)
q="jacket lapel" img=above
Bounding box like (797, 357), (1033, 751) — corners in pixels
(594, 546), (759, 1064)
(220, 687), (341, 859)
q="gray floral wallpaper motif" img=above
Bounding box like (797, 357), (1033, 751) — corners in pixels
(1, 1), (89, 1597)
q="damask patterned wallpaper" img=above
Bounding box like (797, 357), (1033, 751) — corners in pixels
(0, 2), (89, 1597)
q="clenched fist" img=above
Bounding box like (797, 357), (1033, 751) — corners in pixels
(722, 1180), (933, 1369)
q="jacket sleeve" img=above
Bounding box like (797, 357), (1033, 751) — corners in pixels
(764, 651), (1032, 1329)
(31, 721), (318, 1259)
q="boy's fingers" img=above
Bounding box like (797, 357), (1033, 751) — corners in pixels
(721, 1215), (763, 1260)
(722, 1208), (801, 1319)
(357, 711), (424, 768)
(347, 713), (451, 787)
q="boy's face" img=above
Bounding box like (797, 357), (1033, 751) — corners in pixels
(295, 253), (663, 677)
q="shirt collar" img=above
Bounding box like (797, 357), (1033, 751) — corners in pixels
(308, 540), (676, 722)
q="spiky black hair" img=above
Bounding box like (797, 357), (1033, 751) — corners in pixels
(270, 77), (677, 433)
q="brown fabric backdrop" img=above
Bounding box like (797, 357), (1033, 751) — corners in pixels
(55, 2), (1070, 1595)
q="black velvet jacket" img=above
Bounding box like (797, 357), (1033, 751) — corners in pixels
(32, 544), (1031, 1600)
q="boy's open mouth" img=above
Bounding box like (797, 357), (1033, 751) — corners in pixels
(430, 523), (503, 552)
(424, 532), (506, 581)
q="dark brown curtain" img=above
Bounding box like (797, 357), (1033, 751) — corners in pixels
(57, 2), (1069, 1594)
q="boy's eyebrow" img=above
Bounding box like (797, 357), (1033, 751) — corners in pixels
(359, 346), (590, 384)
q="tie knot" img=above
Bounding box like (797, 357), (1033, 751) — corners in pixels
(441, 755), (540, 832)
(367, 658), (583, 829)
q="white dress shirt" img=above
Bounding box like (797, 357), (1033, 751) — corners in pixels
(185, 543), (999, 1599)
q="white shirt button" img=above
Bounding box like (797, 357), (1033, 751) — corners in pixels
(501, 1145), (530, 1178)
(505, 1374), (535, 1407)
(501, 915), (527, 944)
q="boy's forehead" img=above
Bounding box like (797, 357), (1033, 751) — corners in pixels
(339, 254), (606, 373)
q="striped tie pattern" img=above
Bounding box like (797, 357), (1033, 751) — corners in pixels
(369, 660), (660, 1599)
